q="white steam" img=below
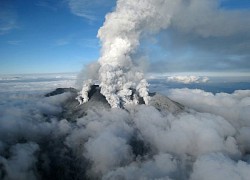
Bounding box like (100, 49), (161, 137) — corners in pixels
(79, 0), (180, 107)
(78, 0), (250, 108)
(76, 79), (93, 104)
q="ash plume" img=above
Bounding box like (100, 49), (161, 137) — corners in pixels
(78, 0), (250, 108)
(78, 0), (178, 108)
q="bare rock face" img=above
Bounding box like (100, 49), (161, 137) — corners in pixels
(148, 93), (184, 114)
(62, 85), (110, 121)
(46, 85), (184, 121)
(45, 87), (78, 97)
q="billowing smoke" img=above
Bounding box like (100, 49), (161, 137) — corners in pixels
(78, 0), (179, 108)
(78, 0), (250, 108)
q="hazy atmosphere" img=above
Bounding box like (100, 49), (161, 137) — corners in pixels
(1, 0), (250, 180)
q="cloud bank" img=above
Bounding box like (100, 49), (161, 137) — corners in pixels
(167, 76), (209, 84)
(168, 88), (250, 128)
(1, 74), (250, 179)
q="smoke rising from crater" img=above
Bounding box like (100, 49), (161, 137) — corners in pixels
(78, 0), (250, 103)
(79, 0), (180, 107)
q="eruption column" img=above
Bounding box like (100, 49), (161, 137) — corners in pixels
(79, 0), (175, 108)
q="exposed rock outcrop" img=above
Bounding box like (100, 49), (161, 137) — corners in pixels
(45, 85), (184, 121)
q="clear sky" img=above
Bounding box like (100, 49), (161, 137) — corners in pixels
(0, 0), (250, 75)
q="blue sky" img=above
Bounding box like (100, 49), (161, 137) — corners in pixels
(0, 0), (250, 75)
(0, 0), (116, 74)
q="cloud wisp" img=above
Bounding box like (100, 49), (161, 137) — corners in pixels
(67, 0), (96, 21)
(67, 0), (115, 21)
(7, 40), (22, 45)
(167, 76), (209, 84)
(0, 7), (18, 35)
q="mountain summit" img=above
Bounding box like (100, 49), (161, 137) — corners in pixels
(45, 85), (184, 121)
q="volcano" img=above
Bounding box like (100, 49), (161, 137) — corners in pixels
(45, 85), (184, 121)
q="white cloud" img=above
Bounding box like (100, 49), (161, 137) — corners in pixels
(0, 73), (250, 179)
(68, 0), (96, 20)
(170, 0), (250, 37)
(67, 0), (113, 21)
(167, 88), (250, 128)
(139, 0), (250, 73)
(36, 0), (58, 11)
(167, 76), (209, 84)
(131, 105), (239, 157)
(0, 73), (76, 93)
(190, 153), (250, 180)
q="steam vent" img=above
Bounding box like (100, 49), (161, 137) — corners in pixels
(45, 85), (184, 121)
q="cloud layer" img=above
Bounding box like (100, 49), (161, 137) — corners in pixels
(0, 75), (250, 179)
(167, 76), (209, 84)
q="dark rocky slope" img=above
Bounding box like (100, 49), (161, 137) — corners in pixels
(46, 85), (184, 121)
